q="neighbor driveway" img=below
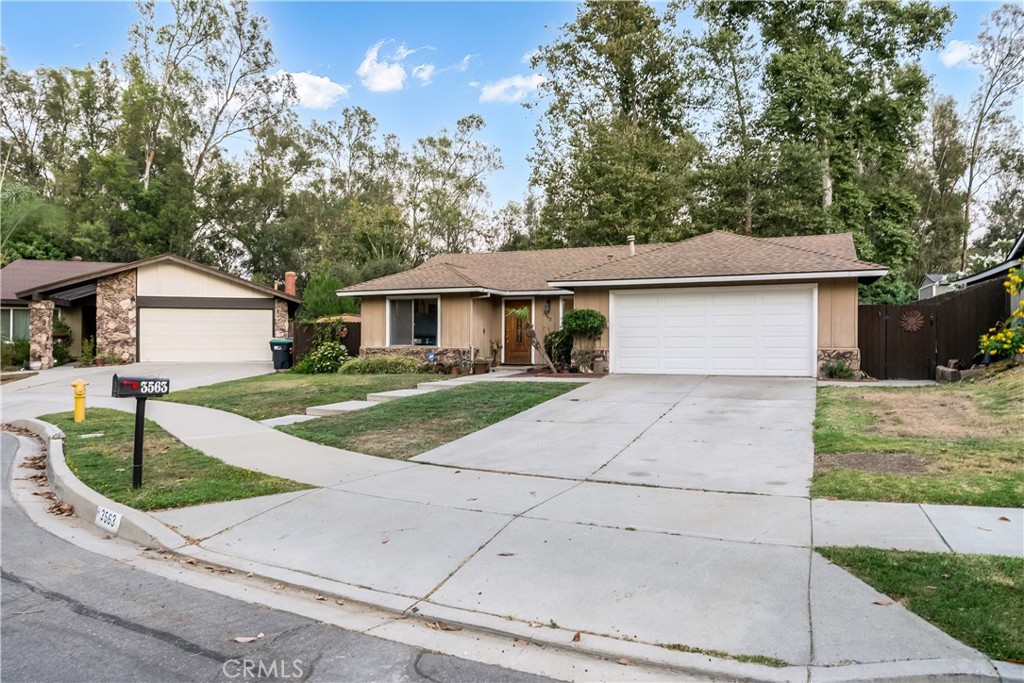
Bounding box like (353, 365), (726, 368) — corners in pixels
(413, 374), (816, 497)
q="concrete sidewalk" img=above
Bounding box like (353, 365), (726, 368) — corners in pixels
(5, 365), (1023, 680)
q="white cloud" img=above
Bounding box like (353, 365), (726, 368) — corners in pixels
(480, 73), (545, 103)
(357, 40), (408, 92)
(413, 63), (436, 84)
(521, 49), (538, 65)
(280, 71), (348, 110)
(455, 54), (474, 72)
(940, 40), (979, 68)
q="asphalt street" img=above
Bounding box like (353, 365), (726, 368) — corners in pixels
(0, 431), (555, 683)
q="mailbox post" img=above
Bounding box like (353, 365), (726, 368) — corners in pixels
(111, 374), (170, 488)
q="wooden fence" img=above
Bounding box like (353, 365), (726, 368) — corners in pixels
(293, 321), (361, 362)
(859, 278), (1010, 380)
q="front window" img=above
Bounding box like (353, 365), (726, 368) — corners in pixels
(389, 298), (439, 346)
(1, 308), (30, 342)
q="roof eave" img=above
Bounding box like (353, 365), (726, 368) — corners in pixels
(549, 269), (890, 288)
(338, 286), (574, 297)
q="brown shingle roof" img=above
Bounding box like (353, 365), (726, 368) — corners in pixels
(1, 259), (124, 305)
(551, 232), (885, 284)
(340, 232), (885, 295)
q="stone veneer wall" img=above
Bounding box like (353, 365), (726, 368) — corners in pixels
(97, 270), (137, 362)
(273, 299), (289, 338)
(817, 348), (861, 377)
(28, 300), (55, 370)
(362, 346), (476, 366)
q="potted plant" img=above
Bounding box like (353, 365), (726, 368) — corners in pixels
(489, 339), (502, 366)
(446, 361), (461, 375)
(473, 356), (490, 375)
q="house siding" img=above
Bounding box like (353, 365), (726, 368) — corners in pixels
(137, 262), (265, 298)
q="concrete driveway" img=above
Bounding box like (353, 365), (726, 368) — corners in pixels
(414, 374), (816, 497)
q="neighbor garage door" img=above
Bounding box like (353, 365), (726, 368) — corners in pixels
(612, 285), (815, 376)
(139, 308), (273, 362)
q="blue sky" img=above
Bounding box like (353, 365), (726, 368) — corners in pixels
(0, 1), (1009, 208)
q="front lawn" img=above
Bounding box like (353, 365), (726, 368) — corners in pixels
(812, 365), (1024, 506)
(164, 372), (443, 420)
(819, 547), (1024, 662)
(44, 409), (309, 511)
(281, 381), (579, 460)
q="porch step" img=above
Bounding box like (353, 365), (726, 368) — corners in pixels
(306, 400), (378, 416)
(260, 414), (321, 427)
(365, 388), (439, 403)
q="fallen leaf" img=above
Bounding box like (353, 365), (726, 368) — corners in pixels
(410, 606), (419, 613)
(315, 595), (326, 601)
(941, 573), (951, 579)
(185, 559), (198, 565)
(101, 534), (112, 540)
(233, 636), (257, 643)
(390, 614), (409, 620)
(529, 621), (542, 628)
(245, 572), (254, 578)
(272, 583), (284, 590)
(467, 498), (478, 502)
(514, 638), (530, 646)
(381, 537), (390, 545)
(617, 658), (632, 666)
(425, 621), (462, 632)
(873, 600), (893, 606)
(926, 585), (937, 589)
(977, 526), (992, 532)
(498, 552), (515, 557)
(335, 599), (344, 605)
(257, 633), (264, 639)
(572, 632), (581, 642)
(997, 516), (1010, 522)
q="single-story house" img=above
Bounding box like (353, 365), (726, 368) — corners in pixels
(10, 254), (300, 368)
(340, 231), (887, 377)
(2, 258), (122, 355)
(917, 273), (953, 300)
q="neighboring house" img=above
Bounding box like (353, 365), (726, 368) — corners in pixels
(340, 231), (887, 377)
(12, 254), (301, 369)
(1, 258), (123, 356)
(951, 231), (1024, 292)
(917, 273), (953, 300)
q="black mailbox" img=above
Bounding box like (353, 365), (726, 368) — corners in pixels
(111, 374), (170, 398)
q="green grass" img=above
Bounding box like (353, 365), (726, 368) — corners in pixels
(659, 643), (789, 668)
(818, 547), (1024, 662)
(281, 381), (580, 460)
(812, 366), (1024, 506)
(164, 372), (443, 420)
(45, 409), (309, 511)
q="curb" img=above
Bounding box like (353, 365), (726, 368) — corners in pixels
(8, 420), (1017, 683)
(12, 418), (188, 550)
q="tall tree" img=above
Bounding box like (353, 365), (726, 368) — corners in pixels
(530, 0), (700, 247)
(959, 3), (1024, 269)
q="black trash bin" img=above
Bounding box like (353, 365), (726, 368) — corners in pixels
(270, 338), (293, 370)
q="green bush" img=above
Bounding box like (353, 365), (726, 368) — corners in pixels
(561, 308), (607, 341)
(339, 354), (427, 375)
(296, 272), (358, 322)
(81, 337), (95, 365)
(822, 360), (855, 379)
(544, 329), (573, 370)
(1, 339), (30, 369)
(52, 315), (73, 366)
(293, 341), (349, 374)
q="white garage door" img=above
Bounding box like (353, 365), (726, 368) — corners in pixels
(139, 308), (273, 362)
(612, 285), (815, 376)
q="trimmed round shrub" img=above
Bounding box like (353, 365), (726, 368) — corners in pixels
(338, 354), (427, 375)
(543, 329), (573, 370)
(293, 341), (349, 374)
(561, 308), (607, 341)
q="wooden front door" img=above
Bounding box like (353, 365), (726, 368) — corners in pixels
(503, 299), (533, 364)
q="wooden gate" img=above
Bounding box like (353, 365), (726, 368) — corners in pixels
(859, 278), (1009, 379)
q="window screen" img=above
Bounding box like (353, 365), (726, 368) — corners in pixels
(388, 298), (438, 346)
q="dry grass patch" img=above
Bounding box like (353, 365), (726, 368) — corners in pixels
(813, 364), (1024, 506)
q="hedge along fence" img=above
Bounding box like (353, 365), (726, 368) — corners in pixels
(293, 321), (361, 362)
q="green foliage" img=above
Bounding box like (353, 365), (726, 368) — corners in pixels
(338, 354), (427, 375)
(561, 308), (607, 341)
(543, 329), (573, 370)
(1, 339), (30, 369)
(80, 337), (95, 365)
(859, 277), (917, 305)
(292, 340), (348, 374)
(297, 272), (357, 322)
(52, 314), (73, 365)
(821, 360), (855, 380)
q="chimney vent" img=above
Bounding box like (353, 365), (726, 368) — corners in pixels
(284, 272), (297, 297)
(71, 256), (83, 262)
(627, 235), (636, 256)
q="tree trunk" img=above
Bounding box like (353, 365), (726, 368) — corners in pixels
(142, 146), (155, 191)
(821, 140), (833, 210)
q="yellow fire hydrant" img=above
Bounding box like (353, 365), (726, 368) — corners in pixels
(71, 379), (88, 423)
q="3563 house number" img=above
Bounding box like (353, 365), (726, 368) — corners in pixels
(138, 380), (169, 394)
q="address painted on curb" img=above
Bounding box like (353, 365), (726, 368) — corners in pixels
(95, 506), (122, 533)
